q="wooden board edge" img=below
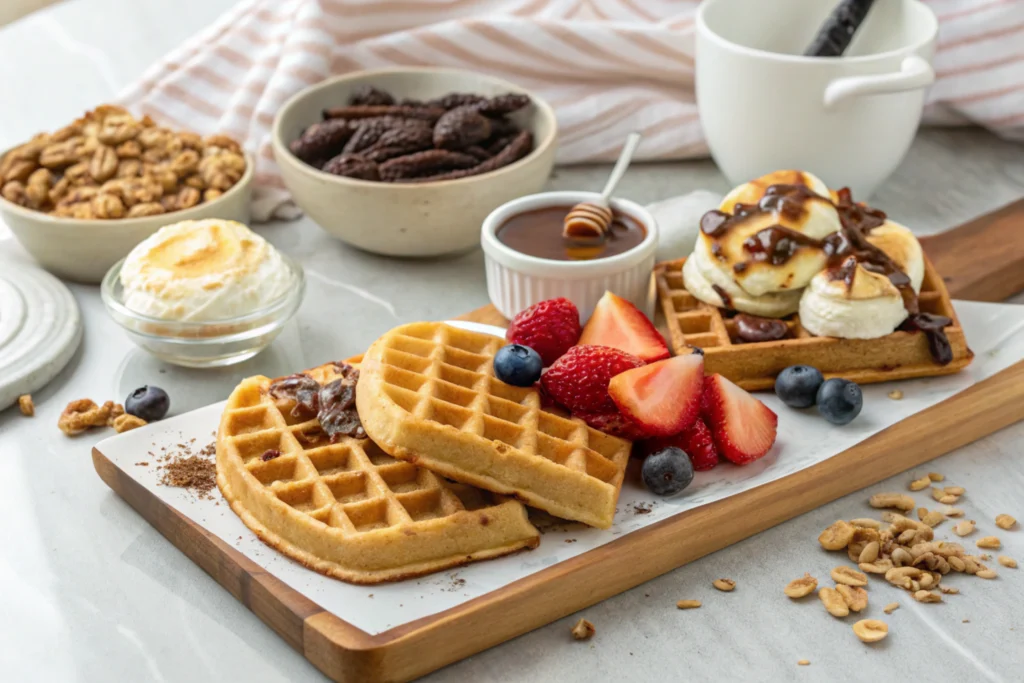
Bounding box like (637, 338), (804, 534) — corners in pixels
(350, 359), (1024, 680)
(90, 448), (385, 680)
(92, 360), (1024, 683)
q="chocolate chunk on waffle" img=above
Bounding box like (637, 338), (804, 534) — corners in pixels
(217, 362), (539, 584)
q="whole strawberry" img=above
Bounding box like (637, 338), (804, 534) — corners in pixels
(506, 298), (581, 366)
(576, 409), (651, 441)
(541, 345), (644, 414)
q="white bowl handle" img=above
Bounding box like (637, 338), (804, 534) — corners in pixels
(823, 56), (935, 109)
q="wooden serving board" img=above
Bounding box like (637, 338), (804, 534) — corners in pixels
(92, 201), (1024, 683)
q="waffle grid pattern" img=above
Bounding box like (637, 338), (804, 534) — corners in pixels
(217, 364), (539, 583)
(223, 371), (515, 532)
(655, 258), (972, 390)
(358, 323), (631, 528)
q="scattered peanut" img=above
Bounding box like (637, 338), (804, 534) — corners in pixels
(850, 518), (881, 529)
(976, 536), (1001, 550)
(914, 590), (942, 603)
(797, 660), (810, 666)
(997, 556), (1016, 569)
(819, 520), (855, 550)
(944, 486), (965, 496)
(831, 566), (868, 587)
(676, 600), (702, 609)
(712, 578), (736, 592)
(836, 584), (868, 612)
(995, 514), (1017, 530)
(941, 506), (965, 517)
(952, 520), (976, 537)
(18, 394), (34, 416)
(869, 493), (915, 511)
(852, 619), (888, 643)
(883, 602), (900, 614)
(975, 569), (997, 580)
(571, 618), (595, 640)
(939, 585), (959, 594)
(858, 541), (880, 564)
(921, 510), (946, 528)
(784, 574), (818, 599)
(927, 472), (944, 482)
(932, 487), (959, 505)
(909, 475), (931, 492)
(887, 389), (903, 400)
(819, 587), (849, 618)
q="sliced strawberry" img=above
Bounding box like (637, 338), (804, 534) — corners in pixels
(640, 418), (720, 472)
(607, 353), (703, 437)
(701, 374), (778, 465)
(579, 291), (669, 363)
(540, 345), (645, 414)
(575, 409), (651, 441)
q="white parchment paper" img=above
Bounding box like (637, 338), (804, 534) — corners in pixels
(95, 303), (1024, 636)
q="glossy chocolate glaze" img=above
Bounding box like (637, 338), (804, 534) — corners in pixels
(699, 184), (952, 364)
(498, 205), (646, 262)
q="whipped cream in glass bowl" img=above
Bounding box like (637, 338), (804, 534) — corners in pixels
(102, 219), (304, 367)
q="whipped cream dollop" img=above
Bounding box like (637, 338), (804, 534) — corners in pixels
(120, 219), (293, 321)
(865, 219), (924, 293)
(799, 256), (909, 339)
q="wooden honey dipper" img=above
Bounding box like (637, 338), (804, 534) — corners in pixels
(563, 132), (642, 242)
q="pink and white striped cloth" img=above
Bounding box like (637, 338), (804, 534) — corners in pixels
(119, 0), (1024, 220)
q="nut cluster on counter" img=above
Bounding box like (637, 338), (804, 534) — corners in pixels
(0, 105), (246, 219)
(288, 85), (535, 183)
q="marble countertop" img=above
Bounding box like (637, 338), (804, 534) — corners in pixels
(2, 1), (1023, 681)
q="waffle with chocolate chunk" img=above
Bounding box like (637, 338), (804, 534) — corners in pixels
(655, 257), (973, 391)
(356, 322), (632, 528)
(216, 362), (539, 584)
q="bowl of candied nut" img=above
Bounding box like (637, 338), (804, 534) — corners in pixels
(272, 68), (557, 257)
(0, 105), (253, 283)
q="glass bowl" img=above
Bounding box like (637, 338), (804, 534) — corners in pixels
(101, 255), (305, 368)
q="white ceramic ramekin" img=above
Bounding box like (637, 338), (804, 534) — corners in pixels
(481, 191), (659, 321)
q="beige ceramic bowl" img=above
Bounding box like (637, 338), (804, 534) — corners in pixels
(0, 153), (254, 284)
(272, 68), (558, 257)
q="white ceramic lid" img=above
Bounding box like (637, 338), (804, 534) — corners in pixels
(0, 261), (83, 411)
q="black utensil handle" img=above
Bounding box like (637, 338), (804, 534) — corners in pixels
(805, 0), (877, 57)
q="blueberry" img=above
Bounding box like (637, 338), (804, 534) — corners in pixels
(493, 344), (543, 387)
(816, 378), (863, 425)
(774, 365), (824, 408)
(641, 447), (695, 496)
(125, 385), (170, 422)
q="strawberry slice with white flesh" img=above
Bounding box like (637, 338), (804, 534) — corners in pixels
(701, 374), (778, 465)
(579, 291), (670, 363)
(608, 353), (704, 438)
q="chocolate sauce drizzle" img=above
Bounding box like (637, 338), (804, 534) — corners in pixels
(268, 362), (367, 440)
(699, 184), (952, 364)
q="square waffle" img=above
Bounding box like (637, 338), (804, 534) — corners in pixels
(356, 322), (632, 529)
(216, 362), (539, 585)
(655, 257), (973, 391)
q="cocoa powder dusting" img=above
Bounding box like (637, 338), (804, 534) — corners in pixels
(157, 441), (217, 499)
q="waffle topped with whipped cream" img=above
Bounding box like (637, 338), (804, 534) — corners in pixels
(657, 170), (972, 390)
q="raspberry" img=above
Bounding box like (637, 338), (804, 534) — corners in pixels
(575, 409), (651, 441)
(506, 298), (581, 366)
(540, 345), (644, 414)
(641, 417), (720, 471)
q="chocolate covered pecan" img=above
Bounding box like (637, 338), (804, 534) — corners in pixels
(477, 93), (531, 117)
(321, 105), (445, 123)
(288, 119), (354, 162)
(348, 85), (395, 107)
(378, 149), (479, 181)
(399, 130), (533, 183)
(433, 106), (492, 151)
(322, 153), (380, 181)
(427, 93), (489, 110)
